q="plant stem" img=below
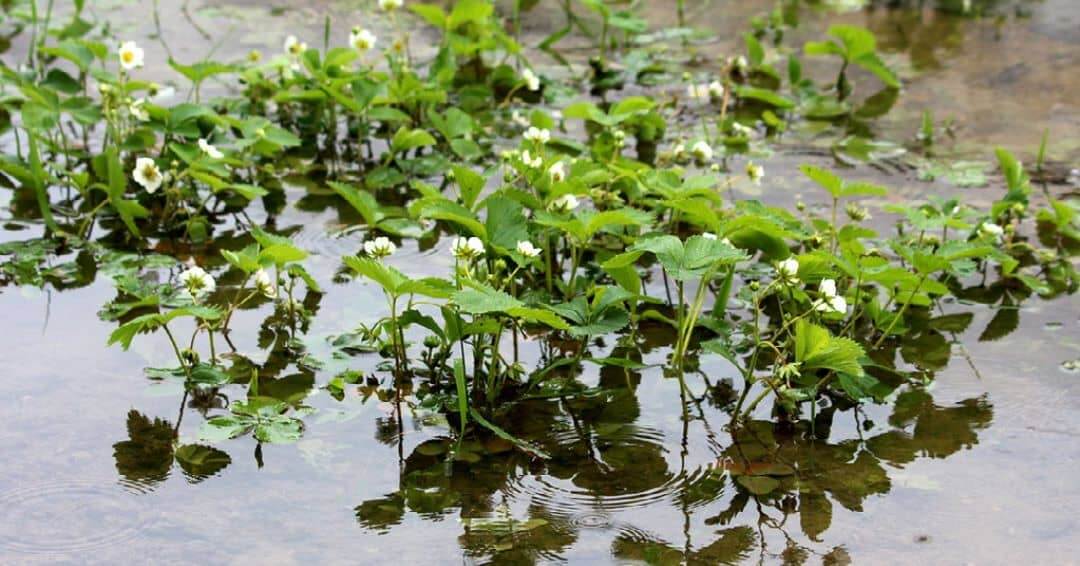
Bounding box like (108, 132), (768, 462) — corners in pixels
(873, 273), (927, 348)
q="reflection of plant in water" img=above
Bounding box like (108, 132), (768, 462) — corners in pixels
(353, 381), (993, 562)
(112, 409), (230, 491)
(0, 0), (1074, 561)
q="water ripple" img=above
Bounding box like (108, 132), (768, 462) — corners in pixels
(0, 481), (155, 555)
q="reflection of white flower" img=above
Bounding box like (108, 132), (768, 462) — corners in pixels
(732, 122), (754, 137)
(516, 241), (542, 258)
(776, 257), (799, 284)
(687, 83), (710, 101)
(521, 150), (543, 169)
(549, 161), (566, 183)
(814, 279), (847, 314)
(521, 68), (540, 91)
(549, 194), (579, 213)
(132, 157), (163, 193)
(198, 138), (224, 159)
(746, 161), (764, 185)
(364, 236), (396, 259)
(128, 99), (149, 122)
(254, 269), (276, 299)
(524, 126), (550, 144)
(379, 0), (404, 11)
(451, 236), (485, 259)
(118, 41), (144, 71)
(284, 35), (307, 56)
(349, 27), (377, 51)
(691, 141), (713, 161)
(180, 266), (216, 299)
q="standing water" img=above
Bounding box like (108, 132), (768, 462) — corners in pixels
(0, 0), (1077, 564)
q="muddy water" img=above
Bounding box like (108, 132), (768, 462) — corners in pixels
(1, 0), (1079, 564)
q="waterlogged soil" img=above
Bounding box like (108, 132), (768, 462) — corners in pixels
(1, 1), (1079, 564)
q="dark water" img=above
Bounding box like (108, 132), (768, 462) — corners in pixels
(1, 1), (1079, 564)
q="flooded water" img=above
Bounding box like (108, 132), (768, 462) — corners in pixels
(1, 0), (1078, 564)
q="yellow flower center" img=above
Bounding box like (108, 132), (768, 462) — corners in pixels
(121, 51), (134, 63)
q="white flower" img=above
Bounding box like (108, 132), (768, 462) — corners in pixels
(524, 126), (550, 144)
(521, 68), (540, 91)
(132, 157), (163, 193)
(814, 279), (848, 314)
(516, 241), (542, 258)
(733, 55), (748, 71)
(746, 161), (764, 185)
(687, 83), (710, 101)
(350, 27), (377, 51)
(549, 194), (579, 213)
(364, 236), (397, 259)
(128, 99), (149, 122)
(284, 35), (307, 57)
(198, 138), (224, 159)
(118, 41), (144, 71)
(707, 80), (725, 98)
(978, 222), (1004, 240)
(672, 143), (687, 160)
(776, 257), (799, 284)
(704, 234), (735, 246)
(732, 122), (754, 137)
(521, 149), (543, 169)
(691, 141), (713, 161)
(511, 110), (530, 128)
(254, 269), (276, 299)
(549, 161), (566, 183)
(451, 236), (485, 259)
(379, 0), (404, 11)
(179, 266), (216, 299)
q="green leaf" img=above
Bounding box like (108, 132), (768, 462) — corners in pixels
(343, 255), (407, 295)
(26, 134), (59, 233)
(453, 285), (521, 314)
(390, 127), (437, 154)
(169, 58), (235, 83)
(453, 359), (469, 436)
(734, 86), (794, 109)
(800, 164), (843, 198)
(254, 419), (303, 444)
(794, 320), (865, 376)
(412, 197), (486, 238)
(484, 195), (528, 253)
(199, 416), (251, 442)
(260, 243), (308, 266)
(328, 181), (383, 226)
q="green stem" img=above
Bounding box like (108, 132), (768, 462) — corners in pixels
(873, 273), (927, 348)
(161, 324), (192, 380)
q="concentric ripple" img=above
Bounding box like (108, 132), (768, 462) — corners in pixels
(504, 420), (720, 528)
(0, 481), (155, 554)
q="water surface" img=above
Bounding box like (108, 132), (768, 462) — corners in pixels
(0, 0), (1078, 564)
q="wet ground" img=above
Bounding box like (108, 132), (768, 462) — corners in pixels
(1, 0), (1079, 564)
